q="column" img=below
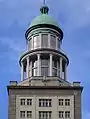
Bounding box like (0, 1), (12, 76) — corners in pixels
(48, 34), (50, 48)
(30, 61), (32, 77)
(37, 54), (41, 76)
(60, 57), (62, 78)
(64, 63), (67, 80)
(26, 56), (29, 79)
(50, 54), (53, 76)
(21, 61), (24, 81)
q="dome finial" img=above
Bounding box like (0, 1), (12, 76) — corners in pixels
(43, 0), (45, 5)
(40, 0), (49, 14)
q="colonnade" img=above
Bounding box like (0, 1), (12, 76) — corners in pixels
(21, 54), (67, 81)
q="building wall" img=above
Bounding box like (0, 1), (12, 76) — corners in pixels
(16, 95), (74, 119)
(8, 87), (82, 119)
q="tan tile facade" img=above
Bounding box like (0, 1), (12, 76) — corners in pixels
(7, 86), (83, 119)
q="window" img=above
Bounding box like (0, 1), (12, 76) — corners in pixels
(41, 59), (49, 76)
(39, 99), (52, 107)
(39, 111), (52, 119)
(28, 38), (32, 50)
(42, 34), (48, 48)
(27, 99), (32, 105)
(51, 35), (56, 49)
(20, 111), (25, 118)
(20, 99), (25, 105)
(33, 35), (40, 49)
(52, 68), (57, 76)
(65, 99), (70, 106)
(65, 111), (70, 118)
(59, 111), (64, 118)
(58, 39), (60, 49)
(52, 60), (57, 68)
(52, 60), (57, 76)
(59, 99), (63, 106)
(27, 111), (32, 118)
(32, 60), (37, 76)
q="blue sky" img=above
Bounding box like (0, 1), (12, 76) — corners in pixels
(0, 0), (90, 119)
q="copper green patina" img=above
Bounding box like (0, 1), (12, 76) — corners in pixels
(30, 5), (59, 27)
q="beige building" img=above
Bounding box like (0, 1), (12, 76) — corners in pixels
(7, 3), (83, 119)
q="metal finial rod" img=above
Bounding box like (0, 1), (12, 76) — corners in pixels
(43, 0), (45, 4)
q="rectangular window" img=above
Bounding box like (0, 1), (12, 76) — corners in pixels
(58, 39), (60, 49)
(27, 111), (32, 118)
(28, 38), (32, 50)
(59, 99), (63, 106)
(42, 34), (48, 48)
(27, 99), (32, 105)
(39, 111), (52, 119)
(39, 99), (52, 107)
(51, 35), (56, 49)
(20, 99), (25, 105)
(65, 111), (70, 118)
(65, 99), (70, 106)
(41, 67), (49, 76)
(59, 111), (64, 118)
(33, 35), (40, 49)
(20, 111), (25, 118)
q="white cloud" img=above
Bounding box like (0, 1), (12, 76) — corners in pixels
(0, 37), (25, 53)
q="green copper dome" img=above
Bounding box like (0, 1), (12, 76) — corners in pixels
(30, 5), (59, 27)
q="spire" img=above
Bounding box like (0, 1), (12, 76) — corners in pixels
(43, 0), (45, 5)
(40, 0), (49, 14)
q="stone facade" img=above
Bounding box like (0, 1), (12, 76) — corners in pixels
(7, 85), (83, 119)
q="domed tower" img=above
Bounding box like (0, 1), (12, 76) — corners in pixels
(19, 4), (69, 85)
(7, 3), (83, 119)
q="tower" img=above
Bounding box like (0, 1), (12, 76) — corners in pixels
(7, 3), (83, 119)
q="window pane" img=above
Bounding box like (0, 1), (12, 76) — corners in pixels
(41, 59), (48, 66)
(33, 35), (40, 49)
(27, 99), (32, 105)
(65, 111), (70, 118)
(20, 111), (25, 118)
(52, 60), (57, 68)
(65, 99), (70, 106)
(41, 67), (48, 76)
(42, 34), (48, 48)
(20, 99), (25, 105)
(58, 39), (60, 49)
(28, 38), (32, 50)
(59, 111), (64, 118)
(39, 111), (52, 119)
(59, 99), (63, 106)
(39, 99), (52, 107)
(51, 35), (56, 49)
(52, 68), (57, 76)
(27, 111), (32, 118)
